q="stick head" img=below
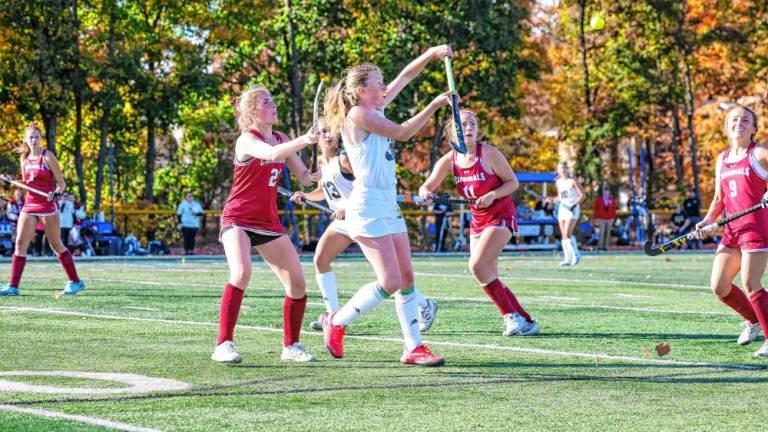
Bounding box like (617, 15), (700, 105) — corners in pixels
(643, 240), (662, 257)
(312, 80), (325, 132)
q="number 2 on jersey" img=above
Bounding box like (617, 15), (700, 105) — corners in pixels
(268, 168), (279, 187)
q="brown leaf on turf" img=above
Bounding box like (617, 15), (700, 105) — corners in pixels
(642, 347), (652, 357)
(664, 257), (672, 262)
(594, 352), (600, 367)
(655, 342), (671, 357)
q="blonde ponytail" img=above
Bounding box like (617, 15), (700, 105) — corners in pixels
(323, 63), (380, 136)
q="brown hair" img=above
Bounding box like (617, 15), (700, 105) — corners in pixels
(16, 123), (42, 163)
(323, 63), (380, 135)
(234, 85), (270, 132)
(723, 105), (758, 142)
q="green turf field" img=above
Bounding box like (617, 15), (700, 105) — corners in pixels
(1, 253), (767, 431)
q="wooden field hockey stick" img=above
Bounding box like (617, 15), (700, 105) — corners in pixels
(277, 186), (333, 213)
(310, 80), (325, 172)
(444, 56), (468, 154)
(643, 197), (768, 256)
(397, 193), (474, 205)
(0, 174), (53, 199)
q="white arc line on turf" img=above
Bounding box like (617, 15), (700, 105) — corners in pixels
(412, 272), (709, 290)
(0, 404), (162, 432)
(1, 306), (762, 371)
(0, 371), (190, 395)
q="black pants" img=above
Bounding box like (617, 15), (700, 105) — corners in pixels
(61, 227), (71, 249)
(34, 229), (51, 256)
(182, 227), (198, 253)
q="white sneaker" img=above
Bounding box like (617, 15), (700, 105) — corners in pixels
(309, 314), (323, 331)
(211, 341), (242, 364)
(419, 298), (439, 332)
(281, 342), (316, 362)
(738, 321), (762, 346)
(558, 260), (571, 267)
(570, 255), (581, 266)
(753, 341), (768, 358)
(503, 313), (540, 336)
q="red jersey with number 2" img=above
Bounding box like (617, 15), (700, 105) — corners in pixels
(719, 142), (768, 251)
(453, 143), (517, 236)
(220, 130), (286, 234)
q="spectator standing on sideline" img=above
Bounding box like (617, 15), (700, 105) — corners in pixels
(58, 193), (86, 249)
(683, 189), (702, 249)
(593, 185), (617, 251)
(670, 204), (690, 237)
(432, 200), (453, 252)
(177, 192), (204, 255)
(7, 190), (23, 253)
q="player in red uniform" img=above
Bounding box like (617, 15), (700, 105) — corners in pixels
(696, 105), (768, 357)
(419, 110), (539, 336)
(1, 123), (84, 297)
(211, 85), (320, 364)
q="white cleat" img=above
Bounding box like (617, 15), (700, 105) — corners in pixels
(418, 298), (439, 332)
(738, 321), (762, 346)
(558, 260), (571, 267)
(309, 314), (323, 331)
(281, 342), (316, 362)
(570, 255), (581, 266)
(503, 312), (540, 336)
(211, 341), (242, 364)
(753, 341), (768, 358)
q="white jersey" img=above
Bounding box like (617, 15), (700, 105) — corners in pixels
(557, 177), (580, 207)
(344, 110), (398, 191)
(320, 155), (354, 212)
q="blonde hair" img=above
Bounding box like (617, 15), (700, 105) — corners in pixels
(233, 85), (270, 131)
(16, 122), (42, 163)
(323, 63), (380, 135)
(723, 105), (758, 142)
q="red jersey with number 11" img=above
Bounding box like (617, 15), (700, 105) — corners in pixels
(220, 129), (286, 234)
(718, 142), (768, 249)
(452, 143), (516, 235)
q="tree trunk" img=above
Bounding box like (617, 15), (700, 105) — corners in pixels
(41, 111), (57, 154)
(428, 113), (443, 171)
(71, 0), (87, 205)
(677, 0), (701, 201)
(670, 106), (685, 194)
(144, 118), (156, 202)
(578, 0), (592, 113)
(284, 0), (303, 138)
(94, 3), (116, 211)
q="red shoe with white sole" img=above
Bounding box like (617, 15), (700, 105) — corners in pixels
(400, 344), (445, 367)
(321, 312), (346, 358)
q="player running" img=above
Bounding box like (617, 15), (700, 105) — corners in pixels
(320, 45), (454, 366)
(211, 85), (319, 364)
(1, 123), (84, 297)
(419, 109), (539, 337)
(555, 162), (585, 266)
(696, 105), (768, 357)
(290, 118), (438, 332)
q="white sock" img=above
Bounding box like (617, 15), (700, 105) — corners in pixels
(315, 271), (340, 313)
(332, 282), (387, 327)
(562, 237), (573, 261)
(395, 289), (422, 351)
(570, 236), (580, 258)
(412, 287), (428, 309)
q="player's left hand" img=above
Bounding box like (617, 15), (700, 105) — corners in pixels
(475, 192), (495, 209)
(47, 191), (61, 202)
(307, 171), (321, 182)
(332, 208), (345, 220)
(290, 192), (306, 205)
(430, 45), (453, 60)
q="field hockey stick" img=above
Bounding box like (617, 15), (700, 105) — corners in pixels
(397, 193), (474, 205)
(523, 186), (545, 201)
(0, 174), (53, 199)
(310, 80), (325, 172)
(277, 186), (333, 213)
(643, 198), (768, 256)
(444, 56), (467, 154)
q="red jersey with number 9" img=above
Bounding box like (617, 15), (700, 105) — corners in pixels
(22, 149), (58, 215)
(452, 143), (517, 236)
(220, 129), (286, 235)
(718, 142), (768, 250)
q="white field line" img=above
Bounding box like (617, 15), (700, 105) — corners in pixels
(0, 404), (161, 432)
(615, 293), (657, 300)
(413, 272), (709, 290)
(23, 276), (729, 317)
(535, 296), (580, 302)
(122, 307), (160, 312)
(0, 306), (761, 371)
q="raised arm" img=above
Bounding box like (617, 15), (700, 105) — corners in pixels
(419, 152), (453, 196)
(382, 45), (453, 107)
(237, 130), (317, 162)
(349, 93), (451, 142)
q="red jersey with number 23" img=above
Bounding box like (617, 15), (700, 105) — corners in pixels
(718, 142), (768, 251)
(453, 143), (517, 236)
(220, 130), (286, 235)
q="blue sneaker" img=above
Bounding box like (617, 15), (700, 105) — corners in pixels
(62, 280), (84, 296)
(0, 284), (19, 296)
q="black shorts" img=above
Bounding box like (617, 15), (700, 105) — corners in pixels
(220, 225), (282, 247)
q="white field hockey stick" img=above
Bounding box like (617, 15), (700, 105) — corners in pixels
(643, 197), (768, 256)
(311, 80), (325, 172)
(277, 186), (333, 213)
(0, 174), (54, 199)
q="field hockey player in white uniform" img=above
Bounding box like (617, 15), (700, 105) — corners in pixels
(555, 162), (585, 266)
(292, 118), (439, 332)
(320, 45), (454, 366)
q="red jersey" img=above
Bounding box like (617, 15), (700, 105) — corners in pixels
(452, 143), (517, 236)
(719, 142), (768, 250)
(22, 150), (58, 215)
(220, 130), (286, 235)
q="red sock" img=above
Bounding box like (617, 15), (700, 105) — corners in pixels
(56, 250), (80, 283)
(749, 289), (768, 336)
(503, 284), (533, 323)
(217, 283), (244, 345)
(482, 279), (515, 316)
(718, 284), (758, 323)
(283, 295), (307, 347)
(9, 254), (27, 288)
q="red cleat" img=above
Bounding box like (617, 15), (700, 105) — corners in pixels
(321, 312), (346, 358)
(400, 345), (445, 367)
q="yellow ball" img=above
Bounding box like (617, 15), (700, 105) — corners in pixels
(590, 12), (605, 31)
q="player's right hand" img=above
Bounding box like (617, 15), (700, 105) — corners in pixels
(694, 218), (715, 239)
(332, 208), (345, 220)
(421, 192), (435, 206)
(430, 45), (453, 60)
(304, 128), (320, 145)
(433, 91), (455, 108)
(290, 192), (306, 205)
